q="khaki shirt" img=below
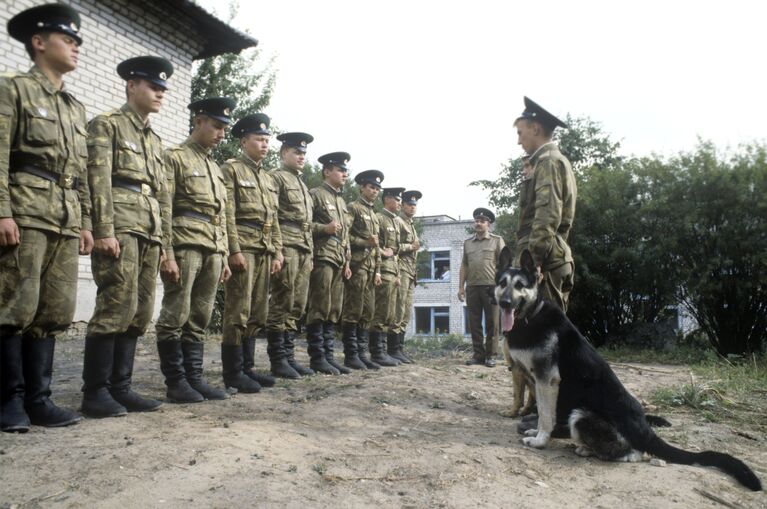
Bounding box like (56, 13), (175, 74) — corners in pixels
(347, 197), (381, 272)
(310, 181), (349, 268)
(0, 66), (91, 237)
(377, 208), (400, 276)
(397, 214), (419, 279)
(462, 233), (505, 286)
(221, 154), (282, 255)
(161, 137), (228, 260)
(270, 164), (313, 252)
(516, 142), (576, 270)
(87, 104), (165, 243)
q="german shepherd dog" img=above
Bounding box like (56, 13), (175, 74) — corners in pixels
(495, 247), (762, 491)
(500, 340), (536, 417)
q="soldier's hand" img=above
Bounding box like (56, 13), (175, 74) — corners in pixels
(221, 264), (232, 283)
(94, 236), (120, 258)
(367, 235), (378, 247)
(270, 257), (282, 274)
(79, 230), (94, 256)
(324, 219), (340, 235)
(457, 288), (466, 302)
(161, 259), (180, 284)
(229, 252), (247, 272)
(343, 264), (352, 280)
(394, 277), (401, 287)
(0, 218), (20, 246)
(412, 239), (420, 251)
(374, 273), (382, 286)
(381, 247), (394, 258)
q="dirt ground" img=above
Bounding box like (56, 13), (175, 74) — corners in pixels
(1, 326), (765, 509)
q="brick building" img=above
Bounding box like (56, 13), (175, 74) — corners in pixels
(1, 0), (257, 321)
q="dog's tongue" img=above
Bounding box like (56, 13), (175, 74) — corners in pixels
(502, 309), (515, 333)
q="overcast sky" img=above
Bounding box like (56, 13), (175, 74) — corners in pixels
(198, 0), (766, 219)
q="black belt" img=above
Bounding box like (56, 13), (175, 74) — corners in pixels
(112, 176), (154, 196)
(174, 210), (222, 226)
(236, 219), (264, 231)
(279, 219), (310, 232)
(350, 245), (371, 254)
(13, 164), (78, 189)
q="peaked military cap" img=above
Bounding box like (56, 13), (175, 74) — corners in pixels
(188, 97), (236, 124)
(355, 170), (384, 189)
(402, 190), (422, 205)
(517, 96), (568, 131)
(473, 207), (496, 223)
(318, 152), (351, 171)
(231, 113), (271, 138)
(276, 132), (314, 153)
(382, 187), (405, 200)
(8, 3), (83, 46)
(117, 56), (174, 90)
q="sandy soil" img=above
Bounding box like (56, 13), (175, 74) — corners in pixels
(1, 326), (765, 509)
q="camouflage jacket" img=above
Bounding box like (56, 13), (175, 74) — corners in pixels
(161, 137), (228, 260)
(270, 164), (313, 252)
(0, 66), (91, 237)
(221, 154), (282, 255)
(516, 142), (576, 270)
(347, 197), (381, 272)
(397, 213), (419, 279)
(87, 104), (166, 243)
(310, 181), (349, 268)
(377, 208), (400, 276)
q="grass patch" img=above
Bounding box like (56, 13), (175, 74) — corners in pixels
(406, 334), (471, 357)
(598, 343), (717, 365)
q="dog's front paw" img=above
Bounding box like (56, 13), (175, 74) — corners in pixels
(500, 407), (521, 418)
(522, 434), (550, 449)
(524, 428), (538, 437)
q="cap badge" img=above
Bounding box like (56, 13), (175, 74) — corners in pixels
(37, 107), (47, 117)
(223, 108), (231, 116)
(37, 21), (44, 28)
(259, 123), (266, 130)
(375, 177), (381, 183)
(70, 22), (79, 32)
(159, 72), (167, 80)
(300, 141), (307, 147)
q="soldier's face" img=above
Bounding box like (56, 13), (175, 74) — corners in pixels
(282, 147), (305, 170)
(384, 196), (401, 213)
(360, 183), (380, 201)
(33, 32), (79, 73)
(474, 217), (490, 233)
(129, 79), (165, 115)
(195, 116), (227, 148)
(324, 166), (347, 188)
(242, 134), (270, 162)
(402, 203), (417, 217)
(516, 119), (537, 154)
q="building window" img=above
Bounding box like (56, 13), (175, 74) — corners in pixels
(414, 306), (450, 335)
(417, 250), (451, 282)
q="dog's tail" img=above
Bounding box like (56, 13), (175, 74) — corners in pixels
(642, 432), (762, 491)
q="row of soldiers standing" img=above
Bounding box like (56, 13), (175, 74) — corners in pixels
(0, 4), (421, 433)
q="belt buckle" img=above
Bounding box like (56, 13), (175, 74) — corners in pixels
(211, 215), (221, 226)
(59, 174), (74, 189)
(141, 183), (152, 196)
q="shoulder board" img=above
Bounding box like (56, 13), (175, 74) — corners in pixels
(102, 108), (123, 118)
(490, 233), (501, 238)
(225, 158), (237, 164)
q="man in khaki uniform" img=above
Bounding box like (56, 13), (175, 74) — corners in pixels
(265, 132), (315, 379)
(155, 97), (233, 403)
(220, 113), (281, 393)
(80, 56), (173, 418)
(514, 96), (576, 311)
(458, 208), (505, 367)
(370, 187), (405, 367)
(391, 190), (422, 363)
(340, 170), (384, 370)
(305, 152), (352, 375)
(1, 4), (92, 432)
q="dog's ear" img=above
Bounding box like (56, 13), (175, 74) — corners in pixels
(498, 246), (513, 271)
(520, 249), (536, 276)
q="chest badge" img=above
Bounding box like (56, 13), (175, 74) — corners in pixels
(37, 107), (47, 117)
(193, 170), (200, 177)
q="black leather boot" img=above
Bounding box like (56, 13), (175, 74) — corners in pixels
(397, 332), (414, 363)
(307, 322), (339, 375)
(356, 326), (380, 370)
(22, 336), (82, 426)
(221, 343), (261, 393)
(284, 330), (314, 376)
(341, 322), (366, 370)
(156, 340), (204, 403)
(323, 322), (350, 374)
(387, 332), (411, 364)
(369, 331), (399, 367)
(242, 336), (275, 387)
(81, 334), (128, 418)
(1, 334), (30, 433)
(110, 334), (162, 412)
(266, 330), (300, 379)
(181, 342), (229, 400)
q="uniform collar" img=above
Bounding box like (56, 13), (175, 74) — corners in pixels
(358, 196), (374, 208)
(121, 103), (152, 132)
(382, 208), (397, 218)
(322, 181), (342, 195)
(241, 153), (263, 171)
(473, 231), (491, 241)
(399, 212), (414, 224)
(29, 65), (67, 96)
(184, 137), (212, 157)
(280, 164), (303, 177)
(529, 141), (558, 165)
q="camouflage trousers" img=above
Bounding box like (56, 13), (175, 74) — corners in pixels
(541, 262), (574, 312)
(155, 247), (223, 343)
(306, 260), (344, 325)
(87, 233), (161, 337)
(341, 260), (375, 328)
(392, 273), (415, 334)
(266, 246), (311, 332)
(222, 250), (272, 345)
(0, 227), (77, 339)
(371, 271), (398, 332)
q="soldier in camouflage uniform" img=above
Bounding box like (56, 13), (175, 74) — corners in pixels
(1, 4), (92, 432)
(220, 113), (281, 393)
(155, 97), (233, 403)
(370, 187), (405, 367)
(265, 132), (315, 379)
(390, 190), (422, 364)
(80, 56), (173, 418)
(514, 97), (576, 311)
(340, 170), (384, 370)
(305, 152), (352, 375)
